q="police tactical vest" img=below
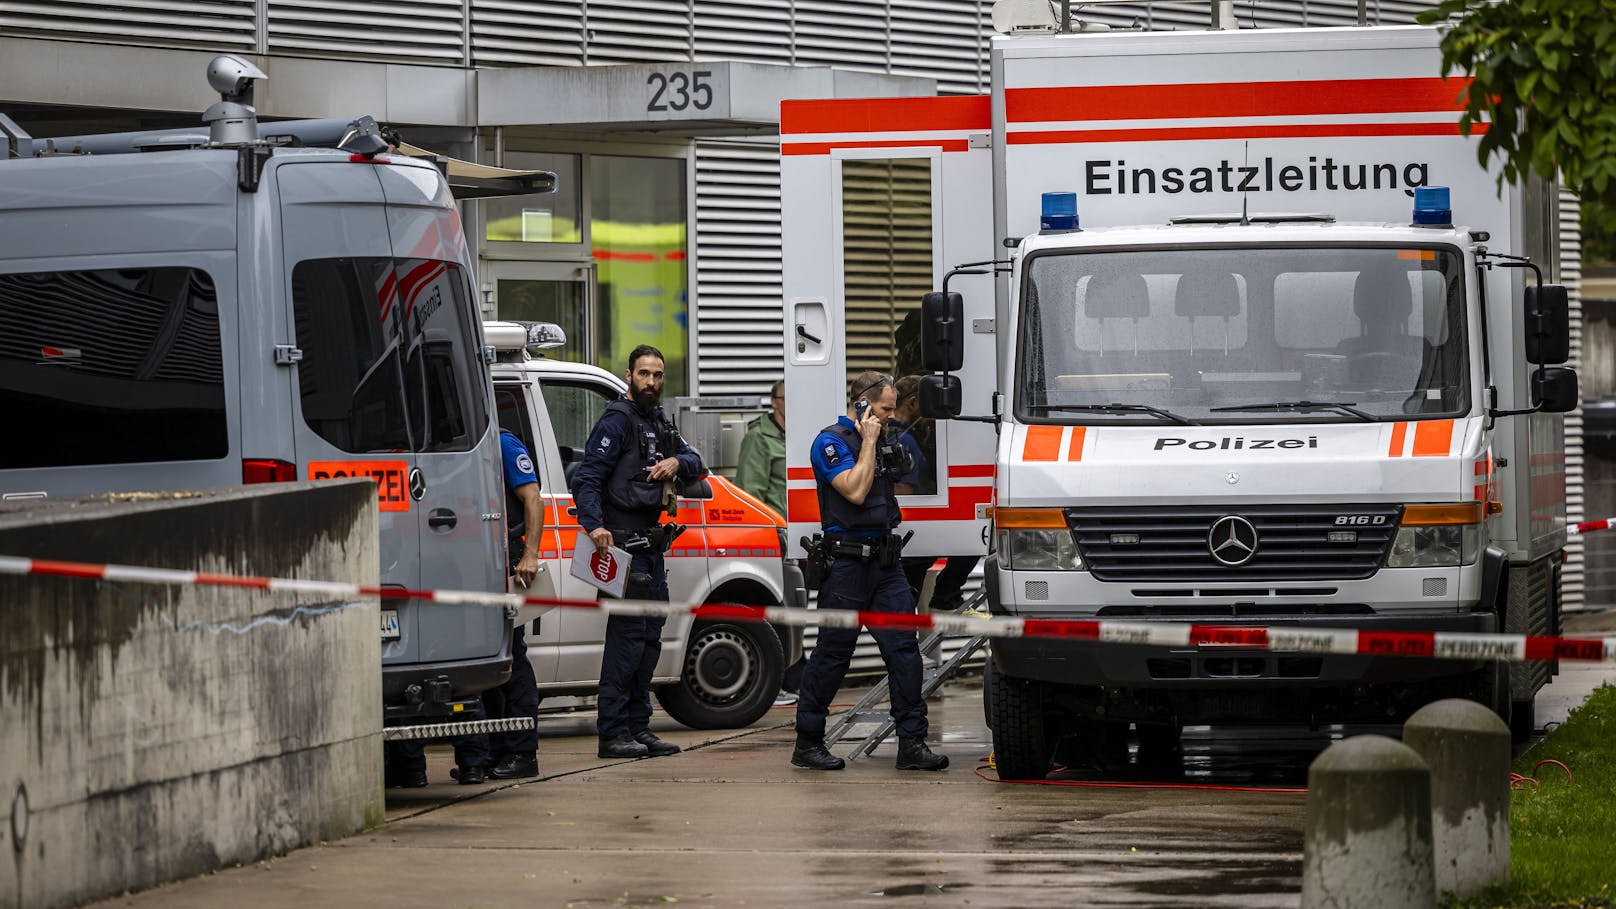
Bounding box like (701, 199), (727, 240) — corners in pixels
(602, 398), (676, 528)
(815, 420), (901, 533)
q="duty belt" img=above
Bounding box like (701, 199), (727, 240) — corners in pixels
(608, 522), (687, 554)
(824, 532), (908, 563)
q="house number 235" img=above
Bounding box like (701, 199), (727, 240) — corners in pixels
(646, 70), (714, 112)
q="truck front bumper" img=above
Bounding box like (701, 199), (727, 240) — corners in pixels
(992, 610), (1497, 689)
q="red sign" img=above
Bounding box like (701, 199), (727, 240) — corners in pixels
(590, 550), (617, 583)
(308, 460), (411, 512)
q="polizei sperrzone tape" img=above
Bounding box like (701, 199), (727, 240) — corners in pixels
(2, 554), (1611, 664)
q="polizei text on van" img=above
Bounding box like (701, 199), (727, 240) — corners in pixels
(1154, 436), (1320, 451)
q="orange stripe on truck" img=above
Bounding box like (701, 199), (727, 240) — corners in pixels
(1023, 426), (1063, 462)
(1066, 427), (1087, 462)
(1004, 77), (1472, 124)
(1387, 423), (1408, 457)
(783, 139), (971, 155)
(1007, 121), (1482, 146)
(781, 95), (990, 135)
(1412, 420), (1454, 457)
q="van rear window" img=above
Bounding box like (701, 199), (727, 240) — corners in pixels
(0, 267), (228, 469)
(292, 257), (487, 454)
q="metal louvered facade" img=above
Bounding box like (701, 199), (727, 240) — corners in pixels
(0, 0), (257, 50)
(693, 140), (786, 396)
(1561, 188), (1586, 610)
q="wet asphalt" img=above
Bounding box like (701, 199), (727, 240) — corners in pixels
(94, 609), (1615, 909)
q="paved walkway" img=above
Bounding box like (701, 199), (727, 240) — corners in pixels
(96, 612), (1616, 909)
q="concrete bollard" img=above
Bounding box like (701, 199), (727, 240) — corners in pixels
(1302, 735), (1435, 909)
(1403, 698), (1511, 898)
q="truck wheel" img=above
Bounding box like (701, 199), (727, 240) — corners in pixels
(1510, 697), (1535, 743)
(991, 672), (1053, 781)
(982, 658), (998, 729)
(655, 616), (784, 730)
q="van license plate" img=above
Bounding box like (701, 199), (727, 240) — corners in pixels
(380, 609), (400, 640)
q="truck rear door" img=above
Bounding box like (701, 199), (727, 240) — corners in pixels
(779, 97), (999, 560)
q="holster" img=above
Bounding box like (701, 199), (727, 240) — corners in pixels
(799, 533), (830, 590)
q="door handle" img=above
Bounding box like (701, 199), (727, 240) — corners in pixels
(795, 323), (823, 345)
(428, 508), (458, 530)
(566, 506), (578, 516)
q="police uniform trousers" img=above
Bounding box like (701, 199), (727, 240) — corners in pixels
(596, 548), (670, 740)
(387, 726), (489, 772)
(795, 555), (927, 740)
(482, 624), (541, 757)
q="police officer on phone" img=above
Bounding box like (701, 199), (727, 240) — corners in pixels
(572, 343), (707, 760)
(791, 371), (949, 772)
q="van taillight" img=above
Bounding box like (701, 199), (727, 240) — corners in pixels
(243, 459), (297, 484)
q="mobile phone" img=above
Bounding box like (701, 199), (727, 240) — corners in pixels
(854, 399), (870, 422)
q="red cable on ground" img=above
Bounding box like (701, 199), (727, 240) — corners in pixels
(1511, 759), (1574, 791)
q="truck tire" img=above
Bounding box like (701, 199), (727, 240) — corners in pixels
(991, 672), (1053, 781)
(982, 658), (998, 729)
(1510, 697), (1535, 743)
(656, 615), (784, 730)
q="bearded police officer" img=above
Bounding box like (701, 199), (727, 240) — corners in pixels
(791, 371), (949, 772)
(573, 344), (707, 760)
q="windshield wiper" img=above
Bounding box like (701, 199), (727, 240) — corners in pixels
(1207, 400), (1376, 422)
(1028, 403), (1199, 425)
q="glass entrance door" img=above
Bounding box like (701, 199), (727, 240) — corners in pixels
(483, 260), (594, 365)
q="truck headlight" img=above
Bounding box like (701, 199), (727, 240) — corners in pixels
(993, 507), (1083, 571)
(1386, 503), (1484, 568)
(999, 529), (1082, 570)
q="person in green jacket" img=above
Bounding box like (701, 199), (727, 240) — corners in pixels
(734, 379), (787, 519)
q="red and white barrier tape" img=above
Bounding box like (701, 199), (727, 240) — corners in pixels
(3, 554), (1612, 664)
(1570, 516), (1616, 535)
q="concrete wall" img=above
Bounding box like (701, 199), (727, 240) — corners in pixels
(0, 482), (382, 909)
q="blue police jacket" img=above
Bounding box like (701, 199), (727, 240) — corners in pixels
(573, 395), (705, 532)
(811, 416), (901, 536)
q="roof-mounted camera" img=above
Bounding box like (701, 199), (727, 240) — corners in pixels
(202, 54), (267, 147)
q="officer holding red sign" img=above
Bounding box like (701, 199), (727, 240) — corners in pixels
(572, 343), (707, 759)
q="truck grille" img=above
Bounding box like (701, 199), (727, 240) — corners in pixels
(1069, 504), (1402, 582)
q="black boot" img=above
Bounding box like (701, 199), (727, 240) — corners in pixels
(634, 731), (681, 757)
(451, 764), (486, 785)
(598, 732), (650, 759)
(896, 737), (949, 771)
(487, 753), (540, 780)
(791, 734), (845, 771)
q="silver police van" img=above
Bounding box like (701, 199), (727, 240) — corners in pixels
(0, 56), (554, 726)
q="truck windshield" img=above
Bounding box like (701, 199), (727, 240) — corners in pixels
(1015, 245), (1467, 424)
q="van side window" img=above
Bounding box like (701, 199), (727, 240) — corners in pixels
(293, 257), (488, 454)
(291, 257), (412, 453)
(0, 266), (228, 468)
(398, 259), (487, 453)
(537, 380), (616, 491)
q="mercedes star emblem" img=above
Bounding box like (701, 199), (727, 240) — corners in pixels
(408, 467), (426, 501)
(1207, 515), (1259, 567)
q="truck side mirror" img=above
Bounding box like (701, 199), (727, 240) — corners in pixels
(1524, 284), (1570, 365)
(1532, 367), (1578, 413)
(920, 291), (964, 372)
(918, 374), (961, 419)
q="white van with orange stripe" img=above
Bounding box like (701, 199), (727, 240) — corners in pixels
(781, 24), (1575, 777)
(487, 323), (805, 729)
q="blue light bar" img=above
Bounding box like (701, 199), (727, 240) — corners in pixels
(1412, 185), (1452, 227)
(1041, 191), (1079, 231)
